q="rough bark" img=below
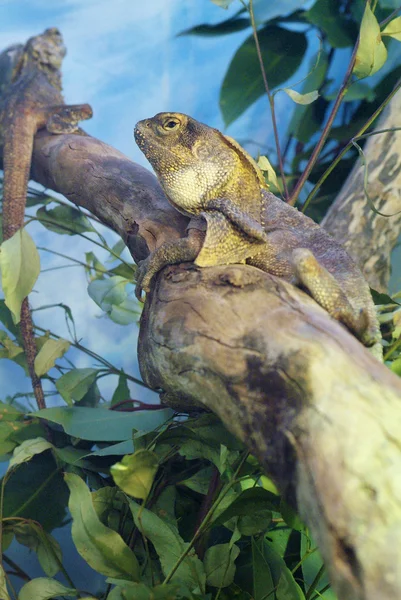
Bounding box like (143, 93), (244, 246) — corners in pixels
(1, 46), (401, 600)
(322, 89), (401, 292)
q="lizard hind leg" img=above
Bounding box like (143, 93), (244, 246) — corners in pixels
(46, 103), (93, 134)
(291, 248), (373, 345)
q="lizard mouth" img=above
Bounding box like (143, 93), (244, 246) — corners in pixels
(134, 122), (147, 150)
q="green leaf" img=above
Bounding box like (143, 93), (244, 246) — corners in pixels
(179, 16), (249, 37)
(251, 538), (275, 600)
(0, 563), (10, 600)
(34, 406), (174, 441)
(65, 472), (141, 580)
(8, 437), (53, 471)
(370, 289), (400, 306)
(34, 338), (70, 376)
(0, 330), (23, 359)
(276, 567), (306, 599)
(283, 89), (319, 104)
(331, 81), (375, 102)
(301, 533), (335, 599)
(220, 26), (307, 125)
(0, 299), (21, 339)
(0, 228), (40, 323)
(18, 578), (76, 600)
(88, 276), (128, 312)
(36, 204), (93, 235)
(257, 156), (280, 190)
(111, 372), (131, 406)
(213, 487), (279, 525)
(55, 368), (98, 405)
(106, 581), (182, 600)
(237, 508), (272, 535)
(354, 3), (388, 79)
(13, 523), (62, 577)
(204, 543), (240, 588)
(129, 499), (206, 591)
(390, 357), (401, 376)
(287, 50), (329, 143)
(211, 0), (235, 7)
(307, 0), (356, 48)
(111, 449), (158, 499)
(109, 298), (140, 325)
(279, 499), (303, 531)
(382, 16), (401, 41)
(3, 453), (69, 531)
(92, 440), (135, 456)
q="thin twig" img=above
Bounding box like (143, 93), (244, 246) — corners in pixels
(248, 0), (289, 200)
(288, 39), (359, 206)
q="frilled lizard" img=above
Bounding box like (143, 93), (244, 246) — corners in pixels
(134, 112), (382, 360)
(0, 29), (92, 408)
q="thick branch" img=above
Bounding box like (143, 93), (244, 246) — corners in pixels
(31, 130), (189, 262)
(322, 90), (401, 292)
(1, 43), (401, 600)
(139, 262), (401, 600)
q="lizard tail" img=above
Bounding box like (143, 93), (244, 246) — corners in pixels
(20, 298), (46, 409)
(3, 118), (47, 408)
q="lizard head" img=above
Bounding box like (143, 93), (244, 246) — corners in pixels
(134, 112), (239, 213)
(134, 112), (223, 169)
(25, 28), (66, 71)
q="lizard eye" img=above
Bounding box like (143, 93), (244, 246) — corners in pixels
(163, 118), (180, 131)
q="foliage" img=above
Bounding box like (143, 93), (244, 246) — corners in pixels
(0, 0), (400, 598)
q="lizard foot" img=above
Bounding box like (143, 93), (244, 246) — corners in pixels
(135, 256), (152, 302)
(46, 103), (93, 134)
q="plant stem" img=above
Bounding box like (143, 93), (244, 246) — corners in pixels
(301, 80), (401, 213)
(2, 555), (30, 582)
(288, 39), (360, 206)
(248, 0), (289, 200)
(163, 451), (249, 584)
(34, 324), (150, 389)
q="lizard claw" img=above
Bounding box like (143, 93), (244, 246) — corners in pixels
(135, 257), (152, 302)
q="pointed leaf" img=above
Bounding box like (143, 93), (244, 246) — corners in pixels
(220, 26), (307, 125)
(55, 368), (98, 405)
(111, 372), (130, 405)
(0, 228), (40, 323)
(36, 205), (93, 235)
(382, 16), (401, 41)
(65, 472), (140, 580)
(211, 0), (235, 7)
(109, 298), (140, 325)
(0, 564), (10, 600)
(354, 3), (387, 79)
(34, 406), (173, 441)
(204, 543), (240, 588)
(8, 437), (53, 471)
(111, 449), (158, 499)
(18, 578), (76, 600)
(34, 338), (70, 376)
(129, 499), (206, 591)
(283, 89), (319, 105)
(257, 156), (280, 189)
(88, 276), (128, 311)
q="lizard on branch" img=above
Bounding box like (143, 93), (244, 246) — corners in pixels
(0, 28), (92, 408)
(134, 112), (382, 360)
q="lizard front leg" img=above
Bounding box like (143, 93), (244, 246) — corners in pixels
(207, 198), (267, 243)
(135, 228), (204, 301)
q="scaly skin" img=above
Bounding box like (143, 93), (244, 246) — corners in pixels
(134, 113), (383, 360)
(0, 28), (92, 408)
